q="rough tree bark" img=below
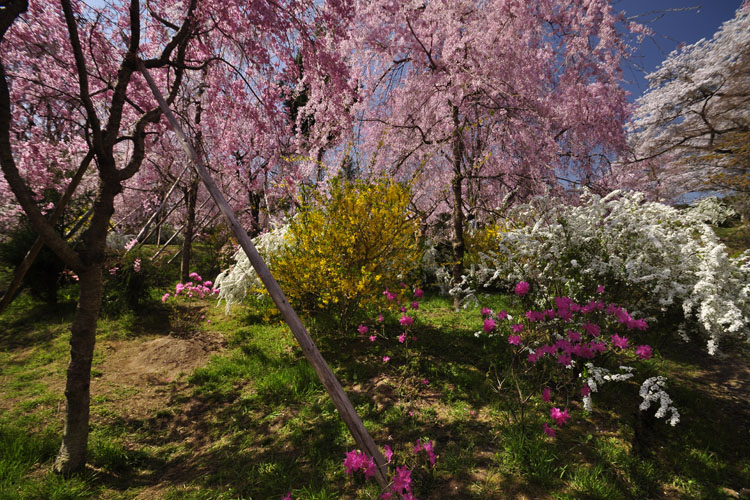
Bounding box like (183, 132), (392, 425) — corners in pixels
(450, 104), (466, 310)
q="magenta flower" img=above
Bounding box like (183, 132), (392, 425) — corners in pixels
(597, 285), (605, 294)
(411, 301), (419, 310)
(421, 378), (429, 385)
(497, 309), (508, 320)
(612, 334), (629, 349)
(399, 315), (414, 327)
(398, 333), (406, 343)
(421, 440), (437, 467)
(358, 324), (369, 335)
(481, 307), (492, 316)
(369, 335), (376, 342)
(568, 330), (582, 343)
(384, 445), (393, 463)
(483, 318), (496, 333)
(189, 272), (202, 282)
(550, 407), (570, 426)
(527, 352), (539, 363)
(515, 281), (530, 295)
(382, 356), (390, 363)
(414, 288), (424, 298)
(384, 290), (396, 301)
(377, 314), (384, 323)
(557, 352), (572, 366)
(635, 344), (653, 360)
(511, 323), (524, 333)
(282, 493), (292, 500)
(626, 318), (648, 331)
(344, 450), (364, 475)
(581, 385), (591, 396)
(392, 466), (412, 494)
(543, 423), (557, 437)
(542, 387), (551, 402)
(582, 322), (601, 337)
(400, 306), (407, 313)
(507, 334), (522, 345)
(161, 293), (170, 303)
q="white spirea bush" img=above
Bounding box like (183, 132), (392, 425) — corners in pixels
(469, 190), (750, 353)
(639, 376), (680, 426)
(686, 196), (737, 225)
(213, 224), (289, 313)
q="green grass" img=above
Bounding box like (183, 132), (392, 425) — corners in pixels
(1, 288), (748, 499)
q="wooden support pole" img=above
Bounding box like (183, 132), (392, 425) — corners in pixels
(138, 60), (390, 488)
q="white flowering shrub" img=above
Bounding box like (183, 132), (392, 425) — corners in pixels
(638, 376), (680, 426)
(213, 224), (289, 313)
(469, 190), (750, 354)
(686, 196), (737, 225)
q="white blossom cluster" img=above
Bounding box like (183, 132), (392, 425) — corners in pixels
(468, 190), (750, 354)
(581, 363), (635, 412)
(686, 196), (737, 226)
(213, 224), (289, 313)
(638, 376), (680, 426)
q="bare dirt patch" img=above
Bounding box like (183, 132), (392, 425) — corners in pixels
(100, 332), (226, 385)
(91, 332), (226, 423)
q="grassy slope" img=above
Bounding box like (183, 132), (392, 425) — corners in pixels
(1, 287), (748, 500)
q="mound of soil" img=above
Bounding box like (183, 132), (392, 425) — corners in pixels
(91, 332), (226, 422)
(103, 333), (226, 385)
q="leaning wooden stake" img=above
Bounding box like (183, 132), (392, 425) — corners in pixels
(138, 60), (390, 488)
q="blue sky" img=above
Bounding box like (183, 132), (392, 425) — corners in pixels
(615, 0), (744, 100)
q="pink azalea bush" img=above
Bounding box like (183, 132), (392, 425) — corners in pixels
(343, 439), (436, 499)
(476, 282), (680, 436)
(162, 272), (219, 337)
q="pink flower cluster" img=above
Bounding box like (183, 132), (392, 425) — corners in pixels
(365, 286), (424, 362)
(163, 272), (219, 304)
(344, 440), (436, 499)
(413, 439), (437, 467)
(514, 281), (530, 296)
(344, 449), (377, 479)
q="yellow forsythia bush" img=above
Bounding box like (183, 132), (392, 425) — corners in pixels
(273, 178), (422, 327)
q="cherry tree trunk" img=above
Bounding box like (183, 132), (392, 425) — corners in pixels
(53, 265), (102, 475)
(450, 105), (466, 309)
(180, 179), (198, 282)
